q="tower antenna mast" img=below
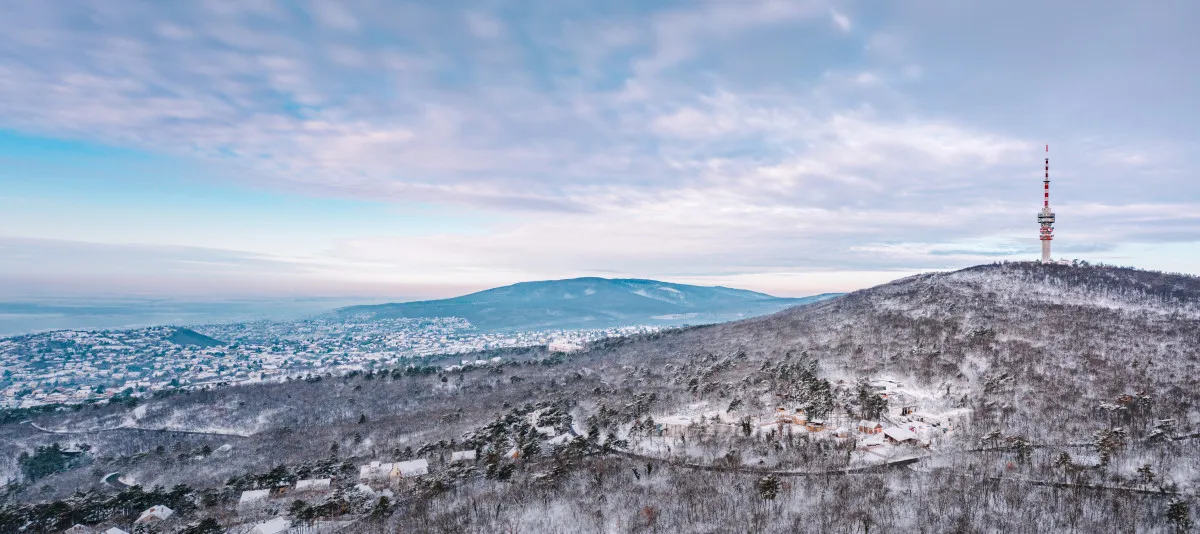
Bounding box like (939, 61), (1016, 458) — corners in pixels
(1038, 145), (1056, 263)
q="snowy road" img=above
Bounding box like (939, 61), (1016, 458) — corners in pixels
(612, 449), (922, 477)
(24, 420), (252, 438)
(102, 472), (130, 489)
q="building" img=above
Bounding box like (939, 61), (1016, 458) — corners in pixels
(392, 459), (429, 478)
(134, 505), (173, 524)
(450, 450), (477, 463)
(883, 427), (918, 444)
(102, 528), (130, 534)
(294, 478), (331, 493)
(804, 419), (825, 432)
(238, 489), (271, 506)
(64, 525), (95, 534)
(359, 461), (391, 481)
(657, 415), (694, 437)
(857, 420), (882, 434)
(859, 433), (886, 449)
(775, 407), (806, 425)
(910, 412), (943, 426)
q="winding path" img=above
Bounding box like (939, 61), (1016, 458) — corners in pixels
(613, 447), (1180, 497)
(102, 472), (130, 489)
(611, 449), (922, 477)
(24, 420), (252, 438)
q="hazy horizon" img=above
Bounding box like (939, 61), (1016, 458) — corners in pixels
(0, 273), (850, 336)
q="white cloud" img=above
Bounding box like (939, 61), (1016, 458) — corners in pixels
(0, 0), (1195, 293)
(308, 0), (359, 31)
(465, 11), (504, 39)
(854, 72), (878, 85)
(830, 9), (851, 32)
(633, 0), (828, 78)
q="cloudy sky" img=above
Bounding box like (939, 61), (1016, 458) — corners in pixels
(1, 0), (1197, 299)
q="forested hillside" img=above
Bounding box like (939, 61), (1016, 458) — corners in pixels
(3, 262), (1197, 533)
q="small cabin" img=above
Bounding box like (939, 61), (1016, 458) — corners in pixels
(775, 407), (807, 425)
(238, 489), (270, 507)
(295, 478), (331, 493)
(883, 427), (918, 444)
(450, 450), (477, 463)
(658, 416), (694, 437)
(391, 459), (429, 478)
(135, 505), (174, 524)
(804, 419), (825, 432)
(857, 420), (883, 434)
(911, 412), (944, 426)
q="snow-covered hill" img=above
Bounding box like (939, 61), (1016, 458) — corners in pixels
(6, 263), (1198, 533)
(593, 262), (1200, 443)
(337, 277), (839, 331)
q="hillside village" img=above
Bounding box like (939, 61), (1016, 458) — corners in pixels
(642, 377), (974, 468)
(0, 319), (654, 408)
(45, 377), (965, 534)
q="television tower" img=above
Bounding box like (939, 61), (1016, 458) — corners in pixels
(1038, 145), (1056, 263)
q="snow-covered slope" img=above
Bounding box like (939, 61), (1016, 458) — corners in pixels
(593, 262), (1200, 443)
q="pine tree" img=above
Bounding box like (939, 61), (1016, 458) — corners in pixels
(856, 380), (888, 421)
(370, 496), (392, 519)
(1167, 499), (1192, 532)
(1137, 464), (1155, 485)
(1094, 427), (1127, 467)
(757, 475), (780, 500)
(1053, 451), (1072, 469)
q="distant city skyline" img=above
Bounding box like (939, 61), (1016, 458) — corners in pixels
(2, 1), (1198, 299)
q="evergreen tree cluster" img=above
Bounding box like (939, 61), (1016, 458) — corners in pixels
(767, 358), (835, 419)
(18, 443), (88, 483)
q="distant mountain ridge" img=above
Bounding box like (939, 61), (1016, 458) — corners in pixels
(337, 277), (839, 331)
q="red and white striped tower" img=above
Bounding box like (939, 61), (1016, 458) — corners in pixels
(1037, 145), (1056, 263)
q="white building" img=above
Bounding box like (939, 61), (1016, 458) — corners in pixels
(135, 505), (173, 524)
(883, 427), (918, 444)
(360, 459), (429, 480)
(450, 450), (477, 463)
(359, 461), (390, 481)
(392, 459), (428, 478)
(295, 478), (331, 492)
(238, 489), (271, 506)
